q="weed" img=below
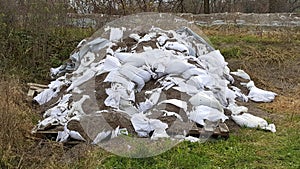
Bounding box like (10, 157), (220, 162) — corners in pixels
(221, 46), (242, 59)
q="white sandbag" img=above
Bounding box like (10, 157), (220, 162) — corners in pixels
(50, 65), (64, 78)
(138, 32), (156, 43)
(231, 113), (276, 132)
(143, 46), (153, 51)
(104, 71), (135, 91)
(43, 94), (72, 118)
(189, 105), (228, 126)
(56, 129), (69, 142)
(189, 91), (224, 112)
(69, 130), (86, 141)
(91, 40), (110, 53)
(142, 49), (172, 71)
(186, 76), (205, 90)
(119, 64), (151, 91)
(119, 100), (139, 115)
(34, 79), (65, 105)
(225, 88), (237, 103)
(246, 81), (277, 102)
(131, 113), (168, 137)
(230, 69), (251, 80)
(165, 41), (189, 53)
(181, 67), (207, 79)
(148, 88), (162, 105)
(227, 103), (248, 115)
(165, 59), (194, 74)
(184, 136), (200, 142)
(122, 54), (146, 67)
(67, 69), (96, 92)
(157, 35), (168, 46)
(126, 64), (152, 82)
(224, 68), (235, 84)
(102, 55), (121, 72)
(37, 116), (60, 130)
(198, 50), (227, 76)
(138, 99), (154, 113)
(114, 52), (133, 63)
(172, 81), (198, 95)
(104, 83), (133, 109)
(164, 76), (186, 85)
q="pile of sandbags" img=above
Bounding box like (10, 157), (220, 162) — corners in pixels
(31, 13), (276, 146)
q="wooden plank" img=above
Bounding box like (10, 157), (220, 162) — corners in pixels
(35, 130), (60, 134)
(27, 89), (35, 97)
(27, 83), (48, 88)
(219, 123), (230, 133)
(27, 83), (48, 97)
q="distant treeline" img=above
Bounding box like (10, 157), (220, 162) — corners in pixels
(69, 0), (299, 14)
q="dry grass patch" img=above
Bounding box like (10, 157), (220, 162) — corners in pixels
(259, 95), (300, 123)
(0, 77), (35, 168)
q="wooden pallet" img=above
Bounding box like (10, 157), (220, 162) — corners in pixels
(188, 122), (230, 139)
(27, 83), (48, 97)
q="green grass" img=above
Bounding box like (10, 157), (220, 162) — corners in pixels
(220, 46), (242, 59)
(72, 123), (299, 169)
(0, 27), (94, 83)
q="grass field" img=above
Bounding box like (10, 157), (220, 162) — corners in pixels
(0, 25), (299, 169)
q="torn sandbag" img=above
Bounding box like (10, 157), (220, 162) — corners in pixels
(131, 113), (168, 137)
(34, 77), (66, 105)
(158, 99), (188, 112)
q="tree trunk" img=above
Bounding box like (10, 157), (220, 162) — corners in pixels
(269, 0), (285, 13)
(204, 0), (210, 14)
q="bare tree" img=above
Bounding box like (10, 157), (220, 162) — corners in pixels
(269, 0), (287, 13)
(67, 0), (296, 15)
(289, 0), (300, 12)
(204, 0), (210, 13)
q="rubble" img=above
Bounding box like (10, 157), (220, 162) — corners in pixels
(30, 13), (277, 150)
